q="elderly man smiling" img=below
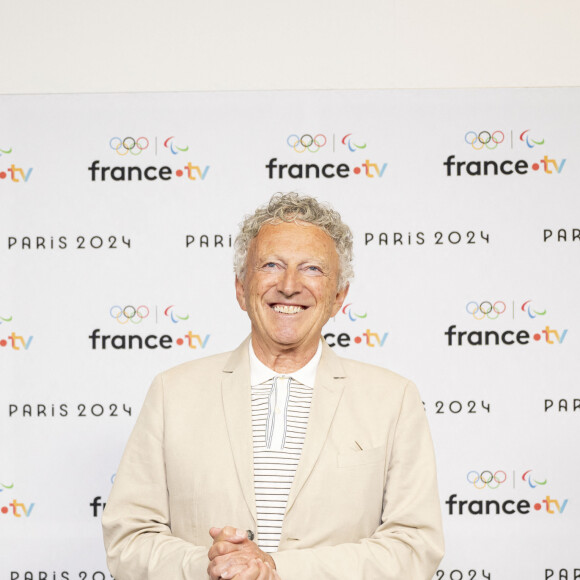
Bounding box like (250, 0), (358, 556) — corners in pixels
(102, 193), (444, 580)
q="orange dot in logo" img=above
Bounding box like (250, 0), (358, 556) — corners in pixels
(0, 171), (6, 179)
(1, 506), (8, 514)
(0, 339), (7, 347)
(353, 167), (361, 175)
(532, 163), (540, 171)
(534, 503), (542, 511)
(533, 333), (541, 341)
(354, 336), (362, 344)
(176, 169), (183, 177)
(176, 338), (184, 345)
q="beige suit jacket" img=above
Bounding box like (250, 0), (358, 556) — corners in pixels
(102, 338), (444, 579)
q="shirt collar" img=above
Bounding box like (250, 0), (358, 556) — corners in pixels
(249, 339), (322, 388)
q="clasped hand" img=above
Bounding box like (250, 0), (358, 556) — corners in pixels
(207, 526), (280, 580)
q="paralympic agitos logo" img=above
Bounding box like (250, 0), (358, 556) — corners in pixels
(266, 133), (388, 180)
(88, 136), (209, 182)
(443, 129), (566, 177)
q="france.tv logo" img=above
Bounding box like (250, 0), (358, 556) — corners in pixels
(266, 131), (386, 180)
(0, 146), (33, 183)
(444, 128), (565, 177)
(88, 135), (209, 182)
(0, 314), (33, 350)
(325, 303), (388, 348)
(0, 482), (35, 518)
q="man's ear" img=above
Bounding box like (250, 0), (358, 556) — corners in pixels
(235, 276), (247, 311)
(331, 282), (349, 317)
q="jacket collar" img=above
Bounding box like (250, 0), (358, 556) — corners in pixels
(220, 336), (348, 524)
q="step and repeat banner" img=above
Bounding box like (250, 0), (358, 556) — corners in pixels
(1, 89), (579, 580)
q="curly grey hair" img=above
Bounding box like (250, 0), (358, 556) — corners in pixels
(234, 192), (353, 290)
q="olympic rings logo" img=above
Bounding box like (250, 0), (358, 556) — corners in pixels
(464, 131), (505, 150)
(466, 301), (506, 320)
(287, 134), (327, 153)
(467, 470), (507, 489)
(110, 305), (150, 324)
(109, 137), (150, 156)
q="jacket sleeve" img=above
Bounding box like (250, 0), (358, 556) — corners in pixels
(271, 381), (445, 580)
(102, 374), (210, 580)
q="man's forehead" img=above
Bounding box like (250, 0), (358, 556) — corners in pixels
(247, 221), (338, 263)
(255, 219), (330, 239)
(252, 221), (334, 247)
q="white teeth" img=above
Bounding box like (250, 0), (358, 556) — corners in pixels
(273, 305), (304, 314)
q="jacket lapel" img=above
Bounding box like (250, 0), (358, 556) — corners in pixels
(285, 342), (347, 514)
(221, 337), (257, 524)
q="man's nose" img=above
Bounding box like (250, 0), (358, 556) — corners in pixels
(277, 268), (302, 296)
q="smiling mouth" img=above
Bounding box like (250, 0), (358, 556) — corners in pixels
(271, 304), (306, 314)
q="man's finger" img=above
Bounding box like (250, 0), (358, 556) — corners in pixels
(208, 553), (254, 580)
(239, 560), (278, 580)
(215, 561), (248, 580)
(208, 538), (247, 560)
(231, 559), (262, 580)
(209, 525), (248, 543)
(209, 527), (222, 539)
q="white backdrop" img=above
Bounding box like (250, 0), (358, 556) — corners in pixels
(1, 88), (579, 580)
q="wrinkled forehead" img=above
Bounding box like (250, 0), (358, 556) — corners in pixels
(255, 218), (333, 239)
(253, 219), (333, 243)
(249, 220), (338, 261)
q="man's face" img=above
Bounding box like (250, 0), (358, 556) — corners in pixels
(235, 220), (348, 358)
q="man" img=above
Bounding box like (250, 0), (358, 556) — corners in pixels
(102, 193), (444, 580)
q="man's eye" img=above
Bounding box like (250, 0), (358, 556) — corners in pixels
(263, 262), (278, 269)
(304, 265), (323, 275)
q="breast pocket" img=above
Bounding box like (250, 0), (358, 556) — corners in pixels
(337, 445), (385, 468)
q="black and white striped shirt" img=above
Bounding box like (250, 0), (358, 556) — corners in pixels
(249, 341), (321, 553)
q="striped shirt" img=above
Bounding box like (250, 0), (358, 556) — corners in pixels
(249, 341), (321, 553)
